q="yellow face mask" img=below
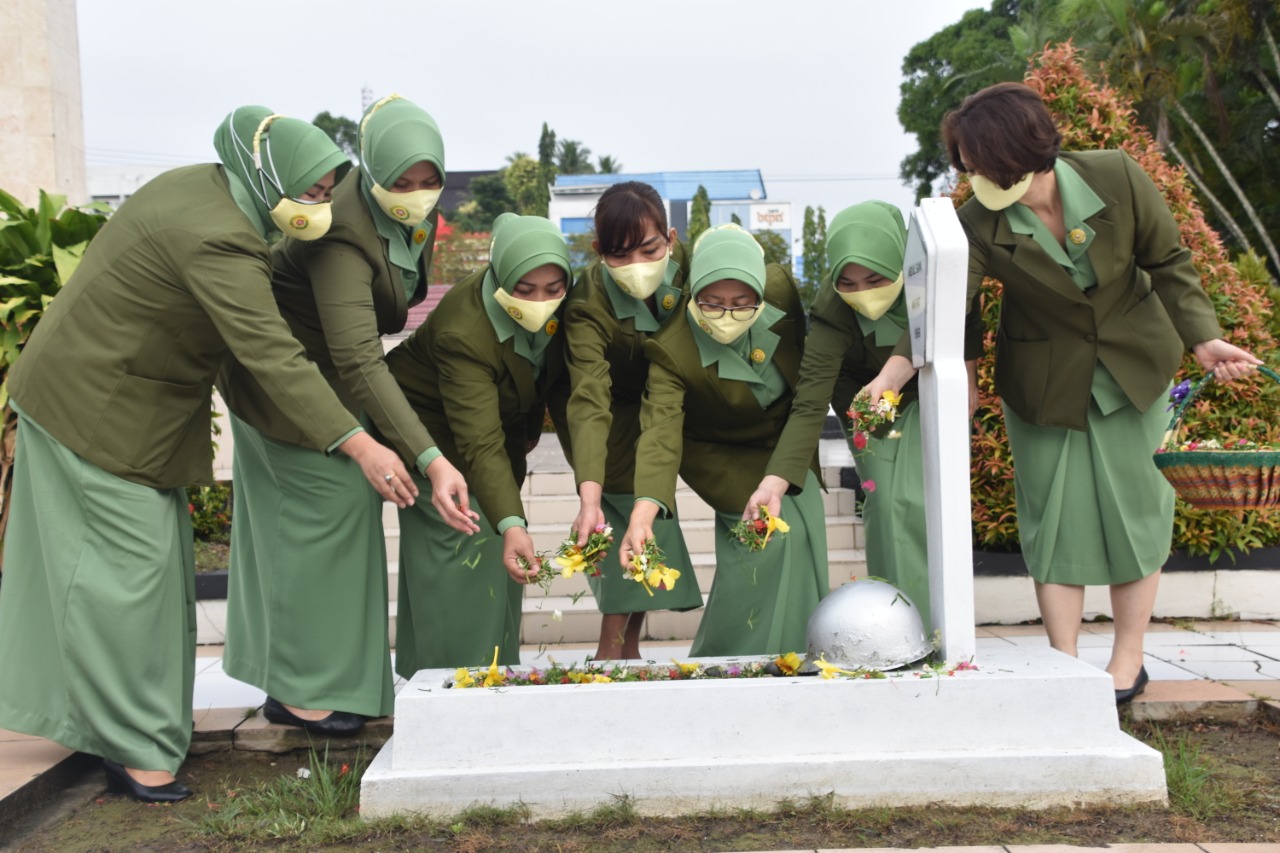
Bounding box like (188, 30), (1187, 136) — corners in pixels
(687, 299), (763, 345)
(837, 272), (903, 320)
(609, 251), (670, 300)
(370, 184), (442, 226)
(270, 197), (333, 241)
(970, 172), (1033, 211)
(493, 289), (564, 334)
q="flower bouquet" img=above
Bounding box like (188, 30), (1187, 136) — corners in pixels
(1153, 367), (1280, 511)
(624, 538), (680, 596)
(553, 524), (612, 579)
(846, 389), (902, 451)
(730, 506), (791, 551)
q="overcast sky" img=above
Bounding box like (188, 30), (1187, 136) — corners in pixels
(77, 0), (986, 227)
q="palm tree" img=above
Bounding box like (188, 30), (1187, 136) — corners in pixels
(556, 140), (596, 175)
(1065, 0), (1279, 275)
(596, 155), (622, 174)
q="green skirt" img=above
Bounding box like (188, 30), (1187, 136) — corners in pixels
(852, 401), (931, 629)
(395, 480), (522, 677)
(223, 416), (394, 717)
(1003, 391), (1174, 586)
(587, 492), (702, 614)
(690, 470), (829, 657)
(0, 409), (195, 773)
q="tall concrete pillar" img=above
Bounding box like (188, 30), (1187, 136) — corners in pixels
(0, 0), (87, 206)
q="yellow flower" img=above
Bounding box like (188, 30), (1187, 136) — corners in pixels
(483, 646), (506, 687)
(627, 554), (656, 596)
(556, 551), (587, 578)
(774, 652), (802, 675)
(671, 659), (700, 676)
(590, 674), (613, 684)
(763, 511), (790, 545)
(646, 564), (681, 592)
(813, 655), (856, 680)
(881, 389), (903, 408)
(453, 667), (476, 688)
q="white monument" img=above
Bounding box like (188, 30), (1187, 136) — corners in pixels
(361, 200), (1167, 818)
(0, 0), (88, 206)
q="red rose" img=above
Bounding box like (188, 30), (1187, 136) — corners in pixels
(853, 432), (868, 450)
(753, 519), (767, 533)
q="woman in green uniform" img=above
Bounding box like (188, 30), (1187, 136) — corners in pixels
(935, 82), (1259, 702)
(0, 107), (417, 801)
(389, 213), (572, 674)
(747, 201), (982, 630)
(562, 181), (701, 660)
(621, 225), (828, 657)
(219, 95), (476, 736)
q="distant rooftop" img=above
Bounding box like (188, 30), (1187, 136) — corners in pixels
(553, 169), (765, 201)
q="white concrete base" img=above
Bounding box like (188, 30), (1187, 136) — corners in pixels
(361, 645), (1166, 818)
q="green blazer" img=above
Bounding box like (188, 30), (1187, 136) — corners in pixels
(385, 267), (568, 529)
(634, 264), (819, 515)
(959, 149), (1222, 430)
(8, 164), (359, 489)
(219, 171), (438, 466)
(766, 284), (984, 489)
(561, 241), (690, 493)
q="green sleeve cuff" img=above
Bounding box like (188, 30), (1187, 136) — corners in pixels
(326, 426), (365, 455)
(635, 497), (671, 517)
(496, 516), (527, 534)
(415, 447), (443, 476)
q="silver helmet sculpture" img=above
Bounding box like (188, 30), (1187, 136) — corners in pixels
(805, 578), (932, 670)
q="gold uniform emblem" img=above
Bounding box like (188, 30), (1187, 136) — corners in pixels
(545, 319), (558, 336)
(507, 306), (523, 320)
(750, 348), (766, 364)
(662, 294), (675, 310)
(413, 228), (428, 244)
(1068, 228), (1086, 245)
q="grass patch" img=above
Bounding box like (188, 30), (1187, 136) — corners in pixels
(1147, 722), (1242, 820)
(185, 744), (366, 846)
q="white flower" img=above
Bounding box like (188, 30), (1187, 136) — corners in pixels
(296, 767), (311, 779)
(888, 430), (902, 440)
(552, 610), (563, 622)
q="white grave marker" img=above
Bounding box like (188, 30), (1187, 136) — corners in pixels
(904, 198), (976, 662)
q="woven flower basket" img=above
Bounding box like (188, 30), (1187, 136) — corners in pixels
(1152, 366), (1280, 512)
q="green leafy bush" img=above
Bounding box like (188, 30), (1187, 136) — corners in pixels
(189, 483), (233, 544)
(0, 189), (111, 555)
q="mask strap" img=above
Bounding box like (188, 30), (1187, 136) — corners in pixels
(358, 93), (403, 183)
(251, 113), (289, 198)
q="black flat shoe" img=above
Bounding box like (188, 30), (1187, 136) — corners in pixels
(103, 759), (192, 803)
(262, 696), (365, 737)
(1114, 666), (1150, 706)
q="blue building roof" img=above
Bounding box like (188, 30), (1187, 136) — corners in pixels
(553, 169), (765, 201)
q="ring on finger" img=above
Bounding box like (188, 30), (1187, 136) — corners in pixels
(383, 473), (396, 484)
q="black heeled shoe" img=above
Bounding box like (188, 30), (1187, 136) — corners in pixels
(103, 759), (193, 803)
(262, 696), (365, 737)
(1114, 666), (1149, 706)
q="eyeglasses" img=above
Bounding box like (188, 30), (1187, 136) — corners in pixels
(696, 301), (759, 321)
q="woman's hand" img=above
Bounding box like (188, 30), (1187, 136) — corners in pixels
(619, 501), (660, 568)
(337, 431), (417, 508)
(502, 526), (541, 584)
(424, 456), (481, 535)
(743, 475), (789, 522)
(1192, 339), (1263, 382)
(573, 481), (607, 548)
(865, 354), (918, 403)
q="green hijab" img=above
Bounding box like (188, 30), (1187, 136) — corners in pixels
(482, 212), (573, 375)
(687, 226), (788, 408)
(212, 106), (351, 238)
(358, 94), (447, 299)
(825, 201), (909, 344)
